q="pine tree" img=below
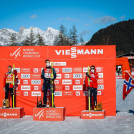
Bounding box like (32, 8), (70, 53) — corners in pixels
(58, 25), (66, 46)
(70, 25), (78, 45)
(23, 36), (30, 46)
(29, 28), (35, 46)
(37, 33), (45, 46)
(10, 34), (16, 46)
(80, 36), (84, 45)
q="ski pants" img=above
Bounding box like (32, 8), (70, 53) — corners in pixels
(88, 87), (97, 107)
(5, 84), (13, 105)
(43, 80), (54, 105)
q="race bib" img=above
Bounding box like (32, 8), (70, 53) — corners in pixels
(44, 69), (52, 78)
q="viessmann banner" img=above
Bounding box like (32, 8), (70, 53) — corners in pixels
(0, 46), (116, 116)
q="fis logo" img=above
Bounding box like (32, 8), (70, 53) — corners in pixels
(35, 109), (44, 119)
(10, 47), (21, 59)
(55, 47), (103, 58)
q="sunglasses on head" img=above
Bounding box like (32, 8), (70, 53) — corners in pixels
(90, 67), (95, 70)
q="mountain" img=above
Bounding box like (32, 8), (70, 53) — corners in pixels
(85, 19), (134, 55)
(0, 26), (60, 46)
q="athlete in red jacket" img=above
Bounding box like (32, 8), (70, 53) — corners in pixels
(3, 65), (17, 107)
(85, 65), (98, 110)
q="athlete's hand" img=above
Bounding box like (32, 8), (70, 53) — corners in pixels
(51, 78), (54, 81)
(86, 72), (91, 78)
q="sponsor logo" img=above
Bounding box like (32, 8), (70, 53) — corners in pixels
(64, 74), (72, 79)
(55, 68), (60, 73)
(52, 62), (66, 66)
(65, 86), (70, 90)
(75, 91), (81, 96)
(73, 67), (82, 72)
(62, 68), (72, 73)
(83, 113), (103, 117)
(62, 80), (72, 85)
(21, 68), (31, 73)
(75, 80), (80, 84)
(97, 91), (102, 95)
(33, 68), (38, 73)
(0, 112), (18, 117)
(98, 79), (104, 84)
(23, 92), (28, 96)
(98, 85), (104, 90)
(31, 91), (41, 96)
(98, 73), (103, 78)
(96, 67), (103, 73)
(23, 80), (29, 84)
(21, 74), (30, 79)
(83, 67), (88, 72)
(73, 85), (83, 90)
(63, 91), (73, 96)
(55, 47), (103, 58)
(73, 73), (82, 78)
(31, 80), (41, 85)
(55, 85), (62, 90)
(56, 74), (61, 79)
(54, 80), (59, 84)
(35, 109), (44, 119)
(15, 68), (20, 73)
(31, 74), (41, 79)
(10, 47), (21, 59)
(54, 91), (62, 96)
(34, 86), (39, 90)
(21, 86), (30, 90)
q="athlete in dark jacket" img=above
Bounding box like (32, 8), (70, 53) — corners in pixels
(41, 59), (56, 107)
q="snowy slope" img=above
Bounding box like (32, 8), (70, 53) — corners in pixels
(0, 27), (60, 46)
(116, 79), (134, 114)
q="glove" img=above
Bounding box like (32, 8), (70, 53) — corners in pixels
(51, 78), (54, 81)
(86, 72), (91, 78)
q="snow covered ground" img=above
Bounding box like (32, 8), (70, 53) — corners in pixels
(0, 79), (134, 134)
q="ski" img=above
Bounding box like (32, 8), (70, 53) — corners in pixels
(88, 66), (90, 111)
(51, 61), (54, 108)
(12, 64), (15, 108)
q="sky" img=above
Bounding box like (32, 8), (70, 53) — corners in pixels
(0, 0), (134, 42)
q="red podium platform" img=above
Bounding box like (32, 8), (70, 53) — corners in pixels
(0, 107), (24, 118)
(81, 110), (105, 119)
(33, 107), (66, 121)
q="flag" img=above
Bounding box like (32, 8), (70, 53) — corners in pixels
(123, 71), (134, 100)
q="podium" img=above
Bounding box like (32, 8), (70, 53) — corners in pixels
(0, 107), (24, 118)
(33, 107), (66, 121)
(81, 110), (105, 119)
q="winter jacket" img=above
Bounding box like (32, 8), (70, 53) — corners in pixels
(85, 70), (98, 88)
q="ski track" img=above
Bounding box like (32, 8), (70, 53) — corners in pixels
(0, 79), (134, 134)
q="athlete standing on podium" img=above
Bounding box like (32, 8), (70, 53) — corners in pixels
(3, 65), (17, 108)
(41, 59), (56, 107)
(85, 65), (98, 110)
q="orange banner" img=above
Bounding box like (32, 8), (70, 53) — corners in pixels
(0, 45), (116, 116)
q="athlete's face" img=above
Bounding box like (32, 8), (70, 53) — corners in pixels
(8, 67), (12, 72)
(46, 61), (50, 67)
(90, 67), (95, 73)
